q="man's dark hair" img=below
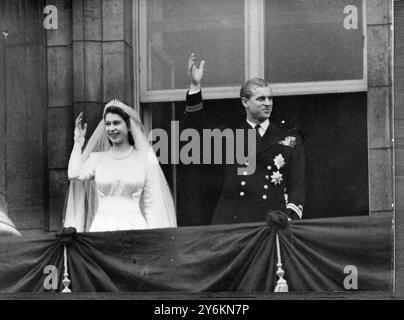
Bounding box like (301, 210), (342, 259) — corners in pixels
(240, 78), (270, 100)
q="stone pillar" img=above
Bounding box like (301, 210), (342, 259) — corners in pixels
(367, 0), (394, 215)
(72, 0), (134, 133)
(394, 0), (404, 296)
(0, 1), (48, 235)
(46, 0), (74, 231)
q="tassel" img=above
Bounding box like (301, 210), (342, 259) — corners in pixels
(62, 245), (72, 293)
(274, 233), (288, 292)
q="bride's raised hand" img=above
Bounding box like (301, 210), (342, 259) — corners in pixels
(74, 112), (87, 145)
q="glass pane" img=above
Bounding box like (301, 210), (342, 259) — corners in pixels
(265, 0), (364, 83)
(146, 0), (245, 90)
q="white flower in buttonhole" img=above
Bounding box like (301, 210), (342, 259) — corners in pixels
(274, 154), (285, 170)
(271, 171), (283, 186)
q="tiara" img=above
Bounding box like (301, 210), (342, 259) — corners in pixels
(105, 98), (129, 110)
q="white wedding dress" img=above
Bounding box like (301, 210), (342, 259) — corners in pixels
(76, 148), (167, 232)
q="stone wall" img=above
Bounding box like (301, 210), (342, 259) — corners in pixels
(394, 0), (404, 295)
(367, 0), (394, 216)
(0, 1), (48, 235)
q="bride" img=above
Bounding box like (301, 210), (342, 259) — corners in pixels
(63, 99), (177, 232)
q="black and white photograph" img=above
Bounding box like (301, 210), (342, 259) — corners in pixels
(0, 0), (402, 302)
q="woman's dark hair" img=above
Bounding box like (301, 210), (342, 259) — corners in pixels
(104, 106), (135, 146)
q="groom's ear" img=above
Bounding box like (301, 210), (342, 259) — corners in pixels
(241, 97), (249, 108)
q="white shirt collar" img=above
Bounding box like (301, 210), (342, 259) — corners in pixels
(246, 119), (270, 131)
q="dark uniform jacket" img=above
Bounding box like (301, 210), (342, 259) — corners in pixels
(180, 90), (305, 225)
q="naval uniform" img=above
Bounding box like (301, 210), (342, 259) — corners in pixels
(181, 90), (305, 225)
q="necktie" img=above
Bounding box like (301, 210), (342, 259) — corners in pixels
(255, 124), (262, 145)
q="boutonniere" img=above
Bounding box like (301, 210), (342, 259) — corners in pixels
(271, 171), (283, 185)
(279, 136), (296, 147)
(274, 154), (285, 170)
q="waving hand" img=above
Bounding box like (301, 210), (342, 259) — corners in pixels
(188, 53), (205, 92)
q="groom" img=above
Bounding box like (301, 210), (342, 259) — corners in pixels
(178, 54), (305, 226)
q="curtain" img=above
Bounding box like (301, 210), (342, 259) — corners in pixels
(0, 215), (392, 292)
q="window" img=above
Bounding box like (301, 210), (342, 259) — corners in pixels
(138, 0), (366, 102)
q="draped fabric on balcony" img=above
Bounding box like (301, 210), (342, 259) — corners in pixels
(0, 215), (392, 292)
